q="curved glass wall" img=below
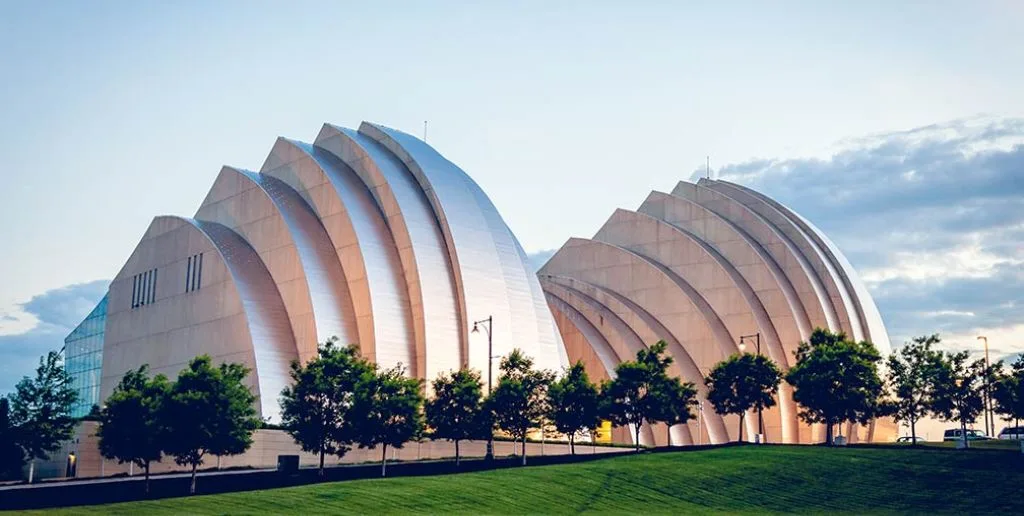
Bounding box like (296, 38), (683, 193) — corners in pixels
(63, 294), (107, 417)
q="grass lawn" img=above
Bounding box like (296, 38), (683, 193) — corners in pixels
(921, 439), (1021, 450)
(22, 445), (1024, 515)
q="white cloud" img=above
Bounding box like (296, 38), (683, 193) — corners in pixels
(0, 280), (108, 393)
(710, 116), (1024, 355)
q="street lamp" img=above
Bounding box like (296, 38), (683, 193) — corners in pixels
(697, 400), (704, 446)
(977, 336), (993, 437)
(738, 333), (764, 443)
(472, 316), (495, 461)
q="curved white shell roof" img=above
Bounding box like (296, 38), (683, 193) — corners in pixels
(541, 178), (894, 445)
(101, 122), (565, 422)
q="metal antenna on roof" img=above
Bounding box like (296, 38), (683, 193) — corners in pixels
(424, 120), (428, 142)
(706, 156), (710, 179)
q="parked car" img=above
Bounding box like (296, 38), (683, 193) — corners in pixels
(943, 428), (991, 441)
(896, 436), (926, 444)
(998, 426), (1024, 440)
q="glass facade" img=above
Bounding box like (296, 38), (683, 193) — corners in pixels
(63, 294), (107, 418)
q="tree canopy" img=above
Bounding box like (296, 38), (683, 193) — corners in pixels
(7, 351), (77, 481)
(0, 397), (24, 480)
(705, 353), (781, 442)
(488, 349), (554, 465)
(425, 368), (486, 465)
(992, 355), (1024, 427)
(602, 341), (695, 451)
(547, 361), (601, 455)
(351, 364), (424, 477)
(97, 365), (170, 492)
(279, 338), (372, 478)
(884, 335), (942, 445)
(929, 350), (986, 447)
(650, 372), (698, 446)
(785, 328), (883, 445)
(161, 355), (260, 494)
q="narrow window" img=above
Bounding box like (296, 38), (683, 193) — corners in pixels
(186, 256), (192, 293)
(141, 271), (148, 306)
(151, 268), (158, 303)
(196, 253), (203, 291)
(131, 274), (138, 308)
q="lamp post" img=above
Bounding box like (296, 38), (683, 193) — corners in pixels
(472, 316), (495, 461)
(738, 333), (763, 443)
(977, 336), (993, 437)
(697, 400), (704, 446)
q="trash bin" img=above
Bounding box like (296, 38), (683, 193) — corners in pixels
(277, 455), (299, 474)
(832, 435), (847, 447)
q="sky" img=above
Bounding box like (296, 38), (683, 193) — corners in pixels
(0, 2), (1021, 436)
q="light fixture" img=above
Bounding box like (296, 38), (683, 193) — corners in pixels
(471, 322), (479, 333)
(738, 341), (746, 353)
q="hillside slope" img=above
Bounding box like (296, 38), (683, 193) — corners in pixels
(25, 446), (1024, 515)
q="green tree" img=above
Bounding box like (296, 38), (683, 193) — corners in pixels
(785, 328), (884, 445)
(279, 338), (371, 479)
(705, 353), (782, 443)
(651, 372), (699, 446)
(929, 350), (986, 449)
(885, 335), (943, 445)
(425, 368), (485, 466)
(351, 364), (425, 477)
(8, 351), (78, 482)
(992, 356), (1024, 429)
(97, 365), (170, 493)
(547, 361), (601, 455)
(162, 355), (260, 494)
(0, 397), (25, 480)
(601, 341), (691, 452)
(488, 349), (554, 465)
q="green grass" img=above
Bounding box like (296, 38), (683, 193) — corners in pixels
(920, 439), (1021, 450)
(24, 445), (1024, 515)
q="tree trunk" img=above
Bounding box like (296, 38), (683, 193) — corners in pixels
(381, 444), (388, 477)
(521, 434), (527, 466)
(28, 460), (34, 484)
(189, 462), (198, 495)
(910, 417), (917, 446)
(144, 461), (151, 495)
(738, 413), (745, 443)
(570, 434), (575, 455)
(825, 420), (834, 446)
(318, 447), (326, 480)
(961, 418), (969, 450)
(455, 439), (460, 467)
(634, 422), (642, 453)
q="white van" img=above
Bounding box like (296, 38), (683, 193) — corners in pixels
(943, 428), (989, 441)
(998, 426), (1024, 440)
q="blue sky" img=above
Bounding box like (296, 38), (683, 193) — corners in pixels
(1, 1), (1022, 393)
